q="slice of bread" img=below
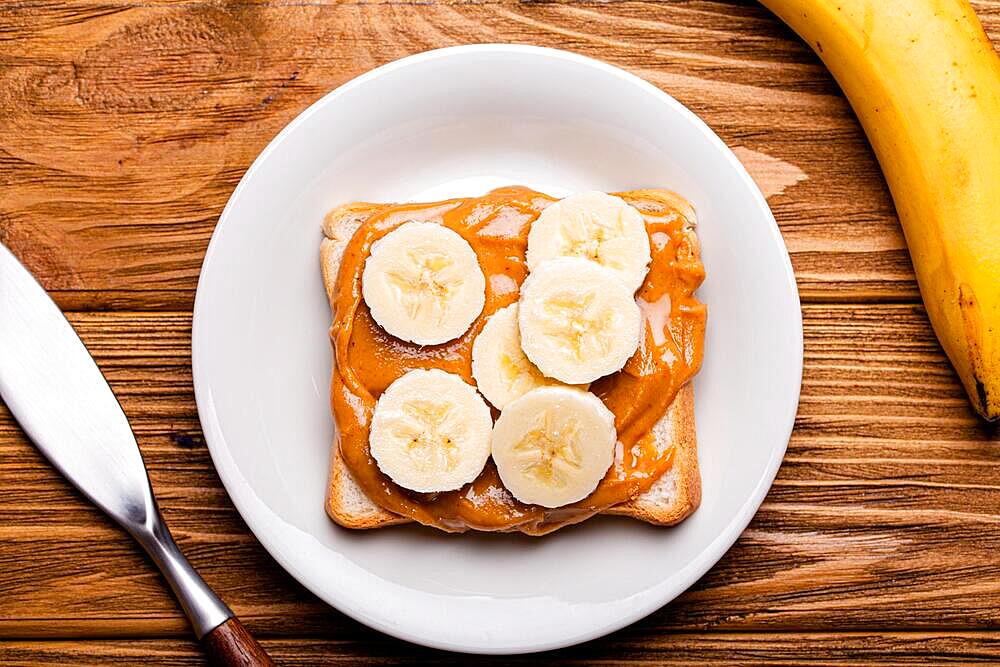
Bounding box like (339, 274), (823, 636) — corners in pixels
(320, 192), (701, 533)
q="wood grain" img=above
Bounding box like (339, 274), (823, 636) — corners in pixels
(0, 0), (958, 308)
(3, 632), (1000, 665)
(1, 306), (998, 642)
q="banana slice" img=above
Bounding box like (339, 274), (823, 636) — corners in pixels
(369, 369), (493, 493)
(518, 257), (642, 384)
(362, 221), (486, 345)
(471, 303), (568, 409)
(527, 191), (651, 292)
(492, 386), (616, 508)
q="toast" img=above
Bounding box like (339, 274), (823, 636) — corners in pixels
(320, 192), (701, 533)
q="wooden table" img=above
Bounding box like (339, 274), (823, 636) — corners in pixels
(2, 1), (1000, 664)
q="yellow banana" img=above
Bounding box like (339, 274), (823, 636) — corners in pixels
(760, 0), (1000, 419)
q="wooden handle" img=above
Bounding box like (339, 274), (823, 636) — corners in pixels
(200, 617), (276, 666)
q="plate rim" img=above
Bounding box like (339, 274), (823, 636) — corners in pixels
(192, 43), (803, 654)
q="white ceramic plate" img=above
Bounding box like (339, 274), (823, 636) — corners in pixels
(193, 44), (802, 654)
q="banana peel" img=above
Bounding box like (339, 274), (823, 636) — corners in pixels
(760, 0), (1000, 420)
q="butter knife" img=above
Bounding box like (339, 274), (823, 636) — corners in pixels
(0, 243), (275, 666)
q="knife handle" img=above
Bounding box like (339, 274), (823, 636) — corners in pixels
(202, 617), (276, 667)
(131, 509), (276, 666)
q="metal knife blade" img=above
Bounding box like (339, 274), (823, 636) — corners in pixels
(0, 243), (153, 528)
(0, 244), (275, 665)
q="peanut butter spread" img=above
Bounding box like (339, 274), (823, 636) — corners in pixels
(330, 187), (706, 533)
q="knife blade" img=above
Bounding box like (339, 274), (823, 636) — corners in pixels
(0, 243), (274, 666)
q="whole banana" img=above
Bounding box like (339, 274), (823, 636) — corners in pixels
(760, 0), (1000, 420)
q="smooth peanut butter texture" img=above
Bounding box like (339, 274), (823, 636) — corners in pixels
(329, 187), (706, 533)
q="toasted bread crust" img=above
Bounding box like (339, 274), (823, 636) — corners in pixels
(603, 383), (700, 525)
(326, 444), (409, 529)
(321, 194), (701, 533)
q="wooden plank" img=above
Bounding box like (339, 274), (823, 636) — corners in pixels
(8, 1), (999, 307)
(1, 306), (999, 638)
(2, 632), (1000, 665)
